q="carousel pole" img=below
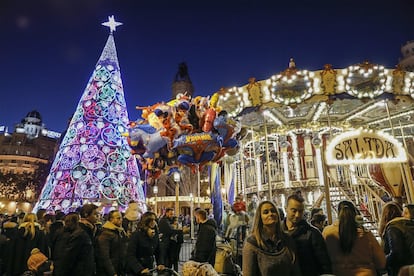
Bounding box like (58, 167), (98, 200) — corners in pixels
(250, 127), (261, 199)
(385, 101), (413, 203)
(398, 120), (414, 202)
(197, 164), (201, 207)
(316, 141), (333, 224)
(324, 105), (333, 224)
(239, 140), (246, 198)
(263, 117), (273, 201)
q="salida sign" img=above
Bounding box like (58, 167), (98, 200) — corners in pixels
(325, 129), (407, 165)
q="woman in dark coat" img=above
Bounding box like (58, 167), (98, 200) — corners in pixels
(7, 213), (47, 276)
(125, 211), (165, 275)
(242, 200), (301, 276)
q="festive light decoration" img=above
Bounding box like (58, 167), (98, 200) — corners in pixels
(216, 61), (414, 118)
(34, 18), (145, 212)
(325, 129), (407, 166)
(344, 63), (387, 98)
(269, 69), (314, 105)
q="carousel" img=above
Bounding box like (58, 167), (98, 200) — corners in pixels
(213, 59), (414, 234)
(127, 59), (414, 236)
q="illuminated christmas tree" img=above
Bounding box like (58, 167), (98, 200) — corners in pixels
(34, 16), (145, 212)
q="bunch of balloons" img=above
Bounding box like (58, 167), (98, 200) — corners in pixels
(124, 93), (242, 177)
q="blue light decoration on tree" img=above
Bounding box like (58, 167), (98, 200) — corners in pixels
(34, 16), (145, 212)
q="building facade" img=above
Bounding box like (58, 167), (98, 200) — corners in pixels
(0, 111), (60, 212)
(0, 110), (60, 174)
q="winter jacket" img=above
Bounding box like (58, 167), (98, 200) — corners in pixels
(158, 216), (180, 266)
(242, 234), (301, 276)
(59, 226), (95, 276)
(1, 221), (18, 275)
(169, 227), (183, 271)
(50, 227), (70, 276)
(0, 233), (7, 275)
(323, 221), (386, 276)
(79, 219), (97, 242)
(383, 217), (414, 276)
(122, 217), (139, 238)
(96, 221), (128, 276)
(191, 219), (217, 266)
(46, 220), (64, 254)
(7, 223), (47, 276)
(125, 228), (160, 275)
(283, 219), (332, 276)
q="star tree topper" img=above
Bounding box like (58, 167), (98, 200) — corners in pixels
(102, 15), (123, 33)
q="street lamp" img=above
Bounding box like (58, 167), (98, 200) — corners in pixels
(153, 185), (158, 216)
(173, 171), (180, 216)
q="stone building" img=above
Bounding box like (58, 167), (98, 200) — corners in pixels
(0, 110), (60, 174)
(0, 111), (60, 212)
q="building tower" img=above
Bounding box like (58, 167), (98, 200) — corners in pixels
(15, 110), (44, 139)
(172, 62), (194, 99)
(399, 40), (414, 72)
(34, 16), (145, 212)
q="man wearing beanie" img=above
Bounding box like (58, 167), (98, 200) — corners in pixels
(122, 201), (142, 237)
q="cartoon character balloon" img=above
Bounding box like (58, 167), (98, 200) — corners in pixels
(127, 93), (242, 175)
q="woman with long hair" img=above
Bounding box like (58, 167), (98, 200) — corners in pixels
(242, 200), (301, 276)
(383, 204), (414, 276)
(378, 202), (402, 239)
(7, 213), (47, 276)
(322, 200), (386, 276)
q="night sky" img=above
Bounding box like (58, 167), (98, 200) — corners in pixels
(1, 0), (413, 133)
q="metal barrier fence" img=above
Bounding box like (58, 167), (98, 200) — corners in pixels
(179, 235), (195, 264)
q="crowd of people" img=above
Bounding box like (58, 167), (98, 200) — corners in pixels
(241, 192), (414, 276)
(0, 202), (218, 276)
(0, 192), (414, 276)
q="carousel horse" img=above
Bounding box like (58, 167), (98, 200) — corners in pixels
(225, 210), (249, 239)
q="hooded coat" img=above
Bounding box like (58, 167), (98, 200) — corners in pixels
(191, 218), (217, 266)
(96, 221), (128, 276)
(125, 228), (160, 274)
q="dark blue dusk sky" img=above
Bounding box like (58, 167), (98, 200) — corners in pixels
(1, 0), (413, 132)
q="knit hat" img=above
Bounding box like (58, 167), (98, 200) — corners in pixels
(125, 202), (141, 221)
(27, 248), (48, 271)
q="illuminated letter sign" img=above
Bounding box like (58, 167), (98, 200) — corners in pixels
(326, 129), (407, 165)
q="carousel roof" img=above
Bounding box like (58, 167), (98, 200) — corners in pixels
(216, 61), (414, 138)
